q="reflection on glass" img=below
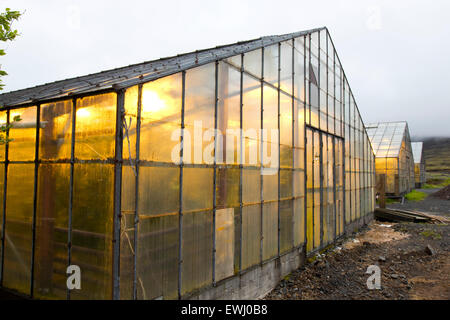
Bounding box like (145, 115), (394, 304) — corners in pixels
(40, 100), (72, 161)
(75, 94), (116, 160)
(140, 74), (182, 163)
(9, 107), (37, 161)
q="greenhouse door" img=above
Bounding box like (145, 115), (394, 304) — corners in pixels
(306, 128), (343, 253)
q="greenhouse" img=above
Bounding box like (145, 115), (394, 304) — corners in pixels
(411, 142), (426, 188)
(0, 27), (375, 300)
(366, 121), (414, 196)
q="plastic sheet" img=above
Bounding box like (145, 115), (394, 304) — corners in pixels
(34, 164), (70, 299)
(75, 93), (116, 160)
(3, 164), (34, 294)
(40, 100), (72, 161)
(71, 164), (114, 300)
(241, 204), (261, 269)
(181, 210), (213, 295)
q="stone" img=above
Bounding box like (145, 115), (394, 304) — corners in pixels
(378, 256), (386, 262)
(425, 245), (436, 256)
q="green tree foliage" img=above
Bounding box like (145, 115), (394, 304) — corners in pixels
(0, 8), (21, 89)
(0, 8), (22, 144)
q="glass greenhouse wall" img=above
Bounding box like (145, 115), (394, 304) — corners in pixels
(411, 142), (426, 188)
(0, 28), (375, 300)
(366, 122), (415, 196)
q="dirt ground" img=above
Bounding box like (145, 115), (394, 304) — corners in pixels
(265, 221), (449, 300)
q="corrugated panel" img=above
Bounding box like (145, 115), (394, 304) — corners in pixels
(0, 27), (324, 108)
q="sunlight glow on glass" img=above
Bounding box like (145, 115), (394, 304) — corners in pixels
(142, 90), (166, 114)
(76, 108), (91, 118)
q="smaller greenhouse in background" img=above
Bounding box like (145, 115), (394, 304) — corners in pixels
(366, 121), (414, 196)
(411, 142), (426, 188)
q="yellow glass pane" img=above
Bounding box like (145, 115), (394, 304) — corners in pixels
(306, 190), (313, 253)
(216, 168), (240, 209)
(34, 164), (70, 299)
(280, 41), (293, 95)
(280, 170), (293, 198)
(140, 74), (181, 163)
(9, 107), (37, 161)
(293, 197), (305, 246)
(75, 93), (116, 160)
(3, 164), (34, 294)
(242, 74), (261, 166)
(262, 202), (277, 260)
(0, 111), (6, 161)
(242, 168), (261, 204)
(181, 210), (212, 295)
(262, 85), (277, 143)
(137, 213), (179, 300)
(242, 204), (261, 270)
(217, 62), (241, 165)
(279, 200), (293, 253)
(123, 86), (139, 161)
(0, 164), (3, 272)
(120, 165), (135, 300)
(184, 64), (215, 165)
(263, 173), (278, 202)
(139, 166), (179, 215)
(40, 100), (72, 161)
(182, 168), (213, 212)
(71, 163), (114, 300)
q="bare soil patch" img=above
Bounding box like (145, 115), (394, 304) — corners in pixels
(264, 221), (450, 300)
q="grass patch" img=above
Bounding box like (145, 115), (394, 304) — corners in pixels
(385, 198), (397, 204)
(423, 177), (450, 189)
(405, 190), (427, 202)
(420, 230), (442, 240)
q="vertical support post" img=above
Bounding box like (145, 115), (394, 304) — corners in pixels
(212, 61), (219, 286)
(112, 90), (125, 300)
(342, 79), (346, 233)
(332, 32), (338, 237)
(239, 53), (244, 273)
(178, 71), (186, 299)
(303, 35), (307, 250)
(133, 84), (142, 300)
(30, 104), (41, 297)
(0, 109), (10, 286)
(291, 39), (295, 249)
(332, 138), (337, 241)
(318, 32), (324, 249)
(277, 42), (281, 257)
(260, 47), (264, 264)
(319, 132), (324, 248)
(67, 98), (76, 300)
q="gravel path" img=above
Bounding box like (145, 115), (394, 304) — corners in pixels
(387, 188), (450, 217)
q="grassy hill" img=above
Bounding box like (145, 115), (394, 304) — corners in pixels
(413, 137), (450, 187)
(421, 137), (450, 173)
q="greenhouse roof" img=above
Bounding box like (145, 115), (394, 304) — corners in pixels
(366, 121), (408, 158)
(0, 27), (325, 108)
(411, 142), (423, 164)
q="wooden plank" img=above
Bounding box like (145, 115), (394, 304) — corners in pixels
(375, 208), (430, 223)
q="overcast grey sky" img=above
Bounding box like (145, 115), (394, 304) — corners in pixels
(1, 0), (449, 137)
